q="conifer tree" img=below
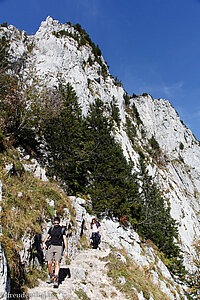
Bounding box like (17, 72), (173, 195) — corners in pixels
(136, 157), (185, 276)
(111, 96), (121, 126)
(136, 158), (178, 253)
(85, 98), (139, 217)
(43, 82), (88, 193)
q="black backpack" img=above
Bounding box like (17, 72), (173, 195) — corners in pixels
(45, 225), (66, 249)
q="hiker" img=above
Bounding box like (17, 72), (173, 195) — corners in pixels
(42, 216), (68, 288)
(90, 217), (101, 249)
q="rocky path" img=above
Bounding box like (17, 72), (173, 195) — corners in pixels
(28, 246), (127, 300)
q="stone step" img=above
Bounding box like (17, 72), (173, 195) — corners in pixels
(28, 246), (128, 300)
(71, 251), (109, 261)
(68, 258), (107, 266)
(75, 248), (110, 255)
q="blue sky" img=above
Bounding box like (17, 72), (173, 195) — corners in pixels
(1, 0), (200, 140)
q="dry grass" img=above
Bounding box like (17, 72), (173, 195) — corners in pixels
(102, 248), (171, 300)
(80, 233), (89, 250)
(0, 146), (75, 291)
(74, 289), (90, 300)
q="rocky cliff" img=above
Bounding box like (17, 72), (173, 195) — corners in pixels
(0, 16), (200, 298)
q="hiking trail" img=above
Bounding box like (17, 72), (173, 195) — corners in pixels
(28, 244), (127, 300)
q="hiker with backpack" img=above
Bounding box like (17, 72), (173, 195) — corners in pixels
(42, 216), (68, 288)
(90, 217), (101, 249)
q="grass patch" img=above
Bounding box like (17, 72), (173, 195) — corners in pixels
(80, 233), (89, 249)
(74, 289), (90, 300)
(100, 289), (107, 298)
(0, 146), (75, 293)
(102, 248), (170, 300)
(65, 256), (71, 265)
(23, 265), (48, 290)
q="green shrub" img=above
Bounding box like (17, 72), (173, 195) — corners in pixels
(114, 76), (122, 87)
(125, 116), (137, 143)
(123, 92), (130, 106)
(179, 155), (184, 163)
(132, 93), (138, 98)
(87, 55), (93, 66)
(150, 136), (160, 150)
(101, 63), (108, 79)
(179, 142), (184, 150)
(111, 96), (121, 126)
(131, 103), (142, 126)
(0, 22), (7, 28)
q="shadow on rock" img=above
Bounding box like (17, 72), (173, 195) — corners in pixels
(59, 268), (71, 284)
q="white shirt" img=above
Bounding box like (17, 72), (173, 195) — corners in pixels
(92, 223), (98, 233)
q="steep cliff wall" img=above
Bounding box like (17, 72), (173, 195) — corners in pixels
(133, 96), (200, 268)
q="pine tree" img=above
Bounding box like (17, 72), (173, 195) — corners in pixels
(85, 98), (139, 217)
(135, 157), (186, 276)
(111, 96), (121, 126)
(136, 158), (178, 253)
(43, 82), (88, 193)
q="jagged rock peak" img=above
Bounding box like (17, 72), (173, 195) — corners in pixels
(35, 16), (71, 37)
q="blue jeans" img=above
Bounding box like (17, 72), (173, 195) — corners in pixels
(91, 232), (100, 249)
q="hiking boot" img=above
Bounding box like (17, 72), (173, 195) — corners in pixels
(46, 274), (54, 284)
(53, 276), (59, 288)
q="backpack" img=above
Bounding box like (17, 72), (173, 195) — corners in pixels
(45, 225), (66, 249)
(49, 225), (66, 238)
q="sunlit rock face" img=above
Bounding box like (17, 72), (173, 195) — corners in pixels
(1, 16), (200, 269)
(133, 95), (200, 268)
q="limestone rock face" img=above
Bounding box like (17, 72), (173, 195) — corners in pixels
(133, 95), (200, 268)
